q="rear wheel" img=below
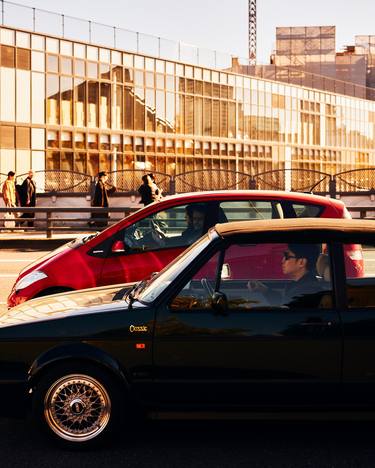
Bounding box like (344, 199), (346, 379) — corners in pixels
(32, 363), (122, 448)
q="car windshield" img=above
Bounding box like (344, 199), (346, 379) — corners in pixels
(137, 231), (217, 304)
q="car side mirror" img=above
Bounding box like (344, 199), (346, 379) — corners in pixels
(221, 263), (231, 280)
(211, 291), (228, 315)
(111, 240), (126, 253)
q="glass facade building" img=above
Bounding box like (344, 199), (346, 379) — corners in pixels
(0, 25), (375, 187)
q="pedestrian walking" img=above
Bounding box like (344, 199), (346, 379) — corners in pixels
(88, 171), (116, 227)
(149, 173), (163, 202)
(2, 171), (17, 229)
(2, 171), (17, 208)
(19, 170), (36, 227)
(138, 174), (153, 206)
(138, 173), (163, 206)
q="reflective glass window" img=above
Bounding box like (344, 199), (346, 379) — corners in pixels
(46, 74), (60, 125)
(1, 45), (15, 67)
(16, 49), (30, 70)
(47, 54), (58, 73)
(88, 81), (99, 127)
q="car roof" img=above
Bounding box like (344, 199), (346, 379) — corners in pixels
(215, 218), (375, 237)
(161, 190), (341, 206)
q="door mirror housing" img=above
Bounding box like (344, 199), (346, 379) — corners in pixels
(211, 291), (228, 315)
(111, 240), (126, 253)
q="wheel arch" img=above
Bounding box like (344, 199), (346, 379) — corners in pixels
(28, 342), (131, 394)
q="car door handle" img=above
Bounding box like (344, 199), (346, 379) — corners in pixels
(300, 319), (333, 327)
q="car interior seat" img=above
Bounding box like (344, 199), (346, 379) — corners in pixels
(271, 202), (284, 219)
(316, 253), (331, 282)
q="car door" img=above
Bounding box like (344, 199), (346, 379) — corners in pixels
(99, 203), (194, 285)
(340, 236), (375, 405)
(153, 234), (342, 409)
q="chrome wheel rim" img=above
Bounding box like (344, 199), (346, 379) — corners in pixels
(44, 374), (111, 442)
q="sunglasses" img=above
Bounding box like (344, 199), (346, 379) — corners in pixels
(283, 251), (297, 261)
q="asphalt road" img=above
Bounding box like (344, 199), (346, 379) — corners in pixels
(2, 417), (375, 467)
(0, 246), (51, 314)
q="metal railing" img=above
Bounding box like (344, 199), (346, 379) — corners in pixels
(0, 206), (137, 238)
(2, 168), (375, 198)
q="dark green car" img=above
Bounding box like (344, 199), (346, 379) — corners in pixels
(1, 218), (375, 448)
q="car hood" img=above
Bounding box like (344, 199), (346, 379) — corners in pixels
(0, 282), (135, 328)
(18, 241), (75, 278)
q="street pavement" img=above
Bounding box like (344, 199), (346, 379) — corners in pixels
(2, 417), (375, 467)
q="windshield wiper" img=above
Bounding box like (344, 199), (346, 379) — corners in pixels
(81, 232), (99, 244)
(125, 279), (148, 309)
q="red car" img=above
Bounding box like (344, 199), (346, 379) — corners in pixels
(8, 190), (361, 307)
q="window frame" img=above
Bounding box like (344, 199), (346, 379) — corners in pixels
(168, 233), (338, 314)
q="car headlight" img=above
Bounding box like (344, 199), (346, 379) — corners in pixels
(15, 271), (48, 291)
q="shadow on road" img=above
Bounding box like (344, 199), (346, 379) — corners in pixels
(2, 418), (375, 467)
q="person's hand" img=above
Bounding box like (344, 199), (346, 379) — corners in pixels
(247, 280), (268, 294)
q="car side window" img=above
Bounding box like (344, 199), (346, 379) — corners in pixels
(118, 203), (211, 254)
(170, 240), (334, 311)
(282, 202), (323, 218)
(219, 200), (281, 221)
(344, 243), (374, 308)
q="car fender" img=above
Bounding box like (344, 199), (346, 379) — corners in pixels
(28, 342), (131, 393)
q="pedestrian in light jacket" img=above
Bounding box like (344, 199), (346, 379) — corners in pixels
(2, 171), (17, 208)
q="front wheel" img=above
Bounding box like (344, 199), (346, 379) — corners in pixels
(32, 363), (122, 448)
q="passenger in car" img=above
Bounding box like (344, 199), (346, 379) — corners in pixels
(181, 205), (206, 244)
(249, 243), (323, 308)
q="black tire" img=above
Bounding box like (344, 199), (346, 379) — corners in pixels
(32, 362), (123, 449)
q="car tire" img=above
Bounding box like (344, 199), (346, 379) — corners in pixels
(32, 362), (122, 449)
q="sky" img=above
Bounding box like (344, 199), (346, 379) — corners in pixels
(6, 0), (375, 63)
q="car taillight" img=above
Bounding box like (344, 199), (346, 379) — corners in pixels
(347, 249), (363, 261)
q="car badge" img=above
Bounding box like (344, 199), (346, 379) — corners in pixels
(129, 325), (148, 333)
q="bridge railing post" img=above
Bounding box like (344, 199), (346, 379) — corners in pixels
(329, 178), (337, 199)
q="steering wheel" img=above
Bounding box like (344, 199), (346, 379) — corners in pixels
(247, 290), (271, 308)
(201, 278), (214, 296)
(151, 226), (166, 246)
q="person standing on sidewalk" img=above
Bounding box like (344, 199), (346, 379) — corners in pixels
(149, 173), (163, 202)
(88, 171), (116, 227)
(138, 173), (163, 206)
(2, 171), (17, 230)
(19, 170), (36, 227)
(138, 174), (153, 206)
(2, 171), (17, 208)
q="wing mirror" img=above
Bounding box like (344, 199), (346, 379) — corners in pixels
(211, 291), (228, 315)
(221, 263), (231, 280)
(111, 240), (126, 253)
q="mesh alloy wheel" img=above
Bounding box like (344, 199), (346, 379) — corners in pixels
(44, 374), (111, 442)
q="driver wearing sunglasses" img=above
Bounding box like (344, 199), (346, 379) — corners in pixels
(248, 243), (322, 308)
